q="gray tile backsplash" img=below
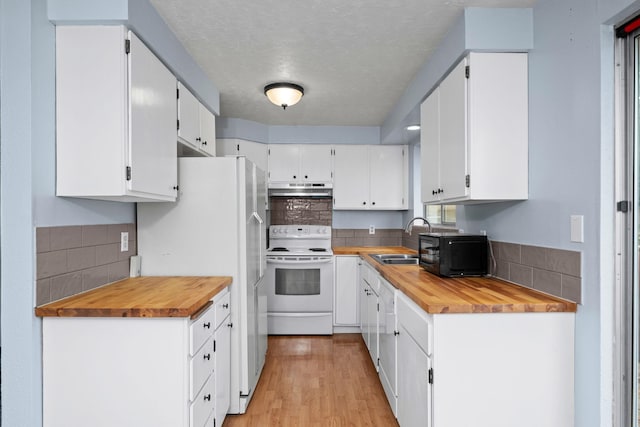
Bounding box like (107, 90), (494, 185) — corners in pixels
(36, 224), (136, 305)
(491, 240), (581, 303)
(332, 228), (403, 247)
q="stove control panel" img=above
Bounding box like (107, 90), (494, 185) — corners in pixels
(269, 225), (332, 239)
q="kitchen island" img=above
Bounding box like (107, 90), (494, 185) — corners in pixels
(36, 276), (232, 427)
(335, 246), (576, 427)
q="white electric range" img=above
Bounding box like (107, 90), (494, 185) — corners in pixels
(266, 225), (334, 335)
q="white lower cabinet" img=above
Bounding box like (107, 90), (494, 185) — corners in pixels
(358, 260), (574, 427)
(378, 278), (398, 418)
(359, 261), (379, 368)
(334, 256), (360, 326)
(42, 288), (231, 427)
(397, 292), (433, 427)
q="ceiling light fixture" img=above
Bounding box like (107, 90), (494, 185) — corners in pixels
(264, 83), (304, 110)
(406, 125), (421, 131)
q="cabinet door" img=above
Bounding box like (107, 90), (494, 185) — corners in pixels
(335, 256), (360, 325)
(438, 59), (468, 200)
(178, 83), (200, 148)
(421, 90), (441, 203)
(369, 145), (407, 209)
(397, 326), (432, 427)
(239, 140), (269, 173)
(214, 319), (231, 427)
(128, 32), (177, 198)
(216, 138), (240, 157)
(198, 104), (216, 156)
(300, 145), (333, 183)
(366, 285), (379, 367)
(333, 145), (369, 209)
(268, 145), (300, 182)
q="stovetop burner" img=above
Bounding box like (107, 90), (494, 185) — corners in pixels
(309, 248), (327, 252)
(270, 247), (289, 252)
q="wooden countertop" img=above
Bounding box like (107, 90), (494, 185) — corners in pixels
(34, 276), (232, 318)
(334, 246), (577, 314)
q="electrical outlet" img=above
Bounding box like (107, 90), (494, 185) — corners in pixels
(120, 231), (129, 252)
(369, 225), (375, 235)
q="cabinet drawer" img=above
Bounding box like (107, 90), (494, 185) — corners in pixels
(190, 373), (215, 427)
(397, 292), (433, 356)
(190, 336), (214, 401)
(214, 291), (230, 329)
(190, 303), (216, 355)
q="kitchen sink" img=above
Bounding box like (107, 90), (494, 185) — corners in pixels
(371, 254), (419, 265)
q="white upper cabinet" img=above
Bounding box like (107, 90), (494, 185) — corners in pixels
(178, 83), (216, 156)
(56, 26), (177, 202)
(268, 144), (333, 187)
(217, 139), (268, 173)
(333, 145), (408, 210)
(421, 52), (528, 204)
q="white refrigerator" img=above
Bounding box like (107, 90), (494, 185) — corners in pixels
(137, 156), (268, 414)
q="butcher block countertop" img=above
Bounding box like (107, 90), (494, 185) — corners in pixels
(334, 246), (577, 314)
(34, 276), (231, 318)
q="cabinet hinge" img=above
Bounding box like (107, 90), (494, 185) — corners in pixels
(377, 302), (380, 312)
(617, 201), (630, 213)
(124, 39), (130, 55)
(428, 368), (434, 384)
(126, 166), (131, 181)
(176, 87), (179, 99)
(177, 119), (180, 131)
(214, 340), (217, 353)
(465, 65), (470, 79)
(465, 174), (470, 188)
(237, 144), (240, 151)
(402, 197), (405, 205)
(402, 148), (405, 156)
(268, 148), (270, 155)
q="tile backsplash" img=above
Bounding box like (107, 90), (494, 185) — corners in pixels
(36, 224), (136, 306)
(332, 229), (403, 247)
(269, 197), (332, 226)
(490, 241), (581, 303)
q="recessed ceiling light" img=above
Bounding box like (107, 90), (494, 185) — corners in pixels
(406, 125), (421, 131)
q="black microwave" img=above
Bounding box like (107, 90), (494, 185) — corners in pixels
(418, 233), (488, 277)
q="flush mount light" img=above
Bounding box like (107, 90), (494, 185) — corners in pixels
(264, 83), (304, 110)
(406, 125), (421, 131)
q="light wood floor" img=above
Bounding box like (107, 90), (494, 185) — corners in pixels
(223, 334), (399, 427)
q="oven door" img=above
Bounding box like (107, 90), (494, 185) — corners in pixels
(266, 256), (334, 312)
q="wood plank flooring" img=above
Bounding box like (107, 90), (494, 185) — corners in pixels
(223, 334), (399, 427)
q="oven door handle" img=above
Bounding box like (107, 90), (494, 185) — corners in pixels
(266, 258), (333, 265)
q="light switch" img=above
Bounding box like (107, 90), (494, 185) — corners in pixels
(570, 215), (583, 243)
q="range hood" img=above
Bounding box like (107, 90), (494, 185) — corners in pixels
(268, 184), (332, 198)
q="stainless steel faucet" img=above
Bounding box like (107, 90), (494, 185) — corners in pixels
(404, 217), (432, 235)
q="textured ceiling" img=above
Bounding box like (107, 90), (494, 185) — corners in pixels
(149, 0), (535, 127)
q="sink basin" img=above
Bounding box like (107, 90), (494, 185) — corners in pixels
(371, 254), (419, 265)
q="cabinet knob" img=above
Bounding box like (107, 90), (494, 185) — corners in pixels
(432, 190), (437, 195)
(173, 185), (179, 191)
(305, 175), (308, 179)
(293, 175), (297, 179)
(227, 322), (233, 328)
(438, 188), (443, 194)
(204, 394), (211, 401)
(372, 202), (376, 205)
(394, 330), (400, 336)
(203, 322), (211, 329)
(362, 201), (367, 205)
(204, 353), (211, 361)
(196, 137), (201, 142)
(202, 140), (207, 145)
(222, 303), (229, 309)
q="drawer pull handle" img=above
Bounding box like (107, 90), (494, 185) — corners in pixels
(204, 353), (211, 361)
(227, 322), (233, 328)
(394, 330), (400, 336)
(203, 322), (211, 329)
(222, 303), (229, 309)
(204, 394), (211, 401)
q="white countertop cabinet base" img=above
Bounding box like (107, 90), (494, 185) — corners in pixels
(396, 291), (574, 427)
(42, 290), (231, 427)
